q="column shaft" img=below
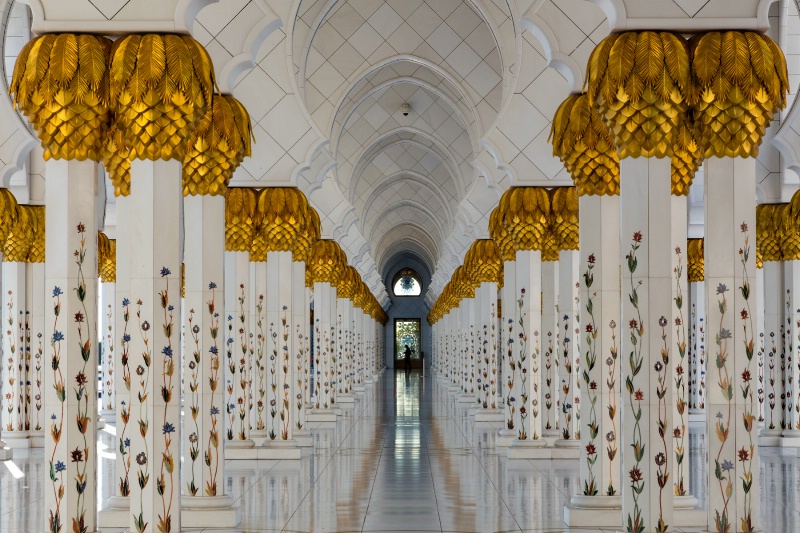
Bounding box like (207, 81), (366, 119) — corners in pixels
(515, 249), (543, 441)
(44, 158), (99, 533)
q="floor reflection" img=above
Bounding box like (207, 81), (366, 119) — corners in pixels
(1, 370), (799, 532)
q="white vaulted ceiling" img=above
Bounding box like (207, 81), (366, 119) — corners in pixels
(291, 0), (516, 278)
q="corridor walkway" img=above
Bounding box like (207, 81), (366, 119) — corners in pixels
(1, 371), (799, 532)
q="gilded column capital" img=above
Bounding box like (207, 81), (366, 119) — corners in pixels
(756, 203), (784, 263)
(464, 239), (503, 286)
(183, 94), (252, 196)
(337, 266), (360, 300)
(3, 205), (37, 262)
(307, 239), (347, 285)
(550, 186), (579, 255)
(690, 31), (788, 158)
(489, 193), (516, 262)
(671, 120), (702, 195)
(550, 93), (620, 196)
(11, 34), (112, 161)
(225, 187), (258, 253)
(503, 187), (549, 253)
(0, 189), (19, 245)
(110, 34), (215, 161)
(294, 203), (321, 263)
(98, 232), (116, 283)
(251, 188), (310, 259)
(587, 31), (692, 159)
(102, 124), (131, 197)
(687, 238), (704, 283)
(26, 206), (45, 263)
(451, 265), (475, 300)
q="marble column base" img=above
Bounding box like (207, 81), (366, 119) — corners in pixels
(97, 496), (130, 528)
(227, 439), (302, 460)
(564, 495), (705, 529)
(352, 385), (366, 393)
(759, 428), (785, 447)
(293, 428), (314, 447)
(447, 385), (461, 393)
(473, 408), (504, 422)
(306, 409), (338, 422)
(337, 394), (356, 404)
(688, 408), (705, 423)
(553, 438), (580, 448)
(1, 431), (31, 448)
(0, 441), (12, 460)
(564, 495), (621, 528)
(29, 431), (45, 448)
(495, 428), (516, 448)
(364, 377), (374, 384)
(507, 439), (580, 459)
(182, 495), (240, 529)
(456, 394), (475, 404)
(250, 430), (270, 446)
(780, 429), (800, 447)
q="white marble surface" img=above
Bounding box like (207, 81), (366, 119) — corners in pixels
(2, 370), (799, 532)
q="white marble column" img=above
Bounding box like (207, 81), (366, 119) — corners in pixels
(263, 250), (302, 452)
(249, 260), (267, 441)
(542, 260), (559, 437)
(620, 157), (674, 533)
(475, 280), (500, 416)
(181, 193), (237, 524)
(353, 305), (365, 392)
(566, 194), (623, 526)
(688, 280), (707, 416)
(225, 252), (254, 449)
(292, 260), (312, 445)
(101, 282), (116, 416)
(27, 260), (45, 447)
(760, 261), (785, 444)
(782, 261), (800, 445)
(336, 293), (354, 403)
(704, 157), (759, 532)
(44, 158), (99, 533)
(556, 249), (580, 447)
(127, 158), (182, 533)
(99, 195), (131, 525)
(310, 280), (337, 419)
(2, 261), (28, 445)
(508, 248), (545, 453)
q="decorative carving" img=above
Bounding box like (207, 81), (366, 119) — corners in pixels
(225, 188), (258, 253)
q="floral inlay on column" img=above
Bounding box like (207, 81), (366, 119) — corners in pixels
(673, 249), (688, 496)
(582, 256), (599, 496)
(254, 294), (266, 432)
(625, 231), (648, 533)
(517, 289), (529, 440)
(105, 304), (115, 411)
(118, 298), (132, 497)
(280, 306), (291, 439)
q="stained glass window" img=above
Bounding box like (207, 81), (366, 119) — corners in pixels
(392, 268), (422, 297)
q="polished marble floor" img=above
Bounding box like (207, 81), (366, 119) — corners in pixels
(2, 370), (800, 532)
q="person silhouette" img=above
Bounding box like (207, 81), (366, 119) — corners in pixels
(404, 344), (412, 373)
